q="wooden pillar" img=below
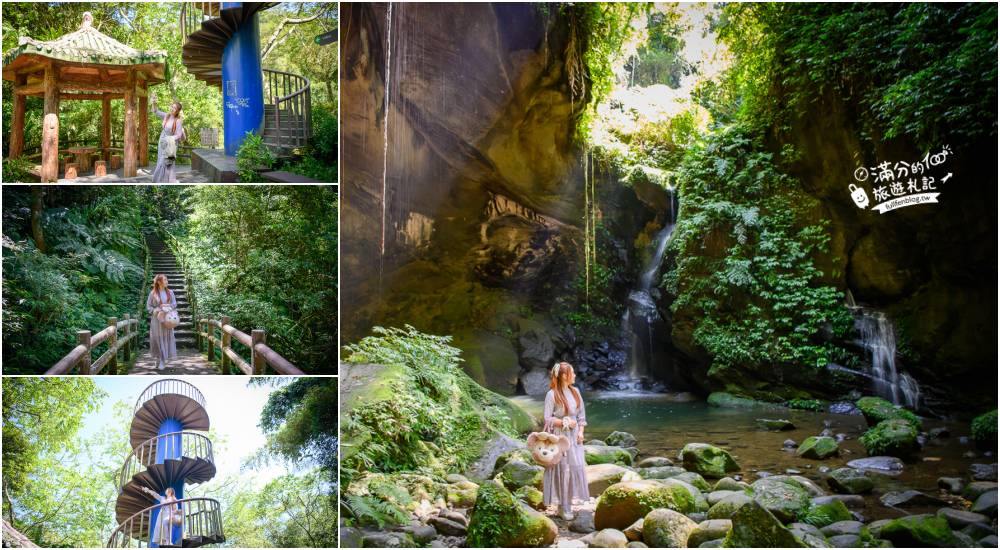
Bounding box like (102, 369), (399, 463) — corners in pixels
(123, 314), (132, 362)
(220, 316), (231, 375)
(76, 330), (92, 375)
(41, 67), (60, 183)
(124, 68), (137, 178)
(108, 317), (118, 375)
(251, 330), (265, 375)
(138, 80), (149, 167)
(206, 313), (215, 362)
(196, 319), (203, 353)
(102, 94), (111, 162)
(9, 74), (27, 159)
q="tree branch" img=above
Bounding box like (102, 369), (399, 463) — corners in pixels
(260, 5), (328, 62)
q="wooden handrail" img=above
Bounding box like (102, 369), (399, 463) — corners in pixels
(106, 496), (223, 548)
(44, 315), (140, 375)
(197, 314), (304, 375)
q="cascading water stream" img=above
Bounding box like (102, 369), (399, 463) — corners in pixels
(857, 310), (921, 409)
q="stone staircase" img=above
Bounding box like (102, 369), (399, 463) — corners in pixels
(144, 234), (197, 349)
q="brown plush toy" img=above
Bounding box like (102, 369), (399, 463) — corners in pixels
(527, 431), (571, 468)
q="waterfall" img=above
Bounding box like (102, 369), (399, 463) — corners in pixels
(623, 192), (677, 381)
(857, 310), (921, 409)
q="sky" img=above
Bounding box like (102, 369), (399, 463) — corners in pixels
(80, 377), (294, 489)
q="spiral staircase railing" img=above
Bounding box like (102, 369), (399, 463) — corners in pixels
(110, 380), (223, 548)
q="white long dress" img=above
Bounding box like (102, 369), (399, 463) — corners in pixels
(147, 289), (178, 361)
(542, 387), (589, 509)
(149, 492), (179, 546)
(151, 108), (186, 183)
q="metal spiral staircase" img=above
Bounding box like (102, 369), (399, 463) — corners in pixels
(180, 2), (313, 154)
(108, 380), (225, 548)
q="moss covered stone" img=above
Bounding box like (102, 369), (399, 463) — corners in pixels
(515, 485), (545, 510)
(826, 468), (874, 494)
(641, 508), (699, 548)
(746, 478), (812, 524)
(807, 499), (853, 527)
(857, 397), (922, 430)
(796, 437), (841, 460)
(708, 392), (783, 410)
(587, 464), (643, 498)
(466, 480), (556, 547)
(606, 431), (639, 448)
(860, 419), (918, 457)
(688, 519), (734, 548)
(638, 466), (687, 480)
(707, 493), (753, 520)
(585, 445), (635, 466)
(721, 500), (808, 548)
(595, 480), (700, 530)
(500, 459), (544, 492)
(674, 472), (712, 493)
(680, 443), (741, 478)
(879, 514), (957, 548)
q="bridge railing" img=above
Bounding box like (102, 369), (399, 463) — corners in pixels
(117, 432), (214, 495)
(196, 314), (304, 375)
(44, 316), (141, 375)
(106, 497), (224, 548)
(264, 68), (313, 152)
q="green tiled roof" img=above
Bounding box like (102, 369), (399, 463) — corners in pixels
(2, 19), (166, 70)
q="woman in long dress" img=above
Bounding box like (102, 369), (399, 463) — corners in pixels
(543, 361), (589, 521)
(147, 274), (177, 370)
(150, 95), (187, 183)
(140, 485), (180, 546)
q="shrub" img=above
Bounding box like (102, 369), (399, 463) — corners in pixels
(788, 398), (824, 412)
(971, 410), (998, 450)
(3, 156), (36, 183)
(860, 419), (918, 457)
(235, 131), (273, 183)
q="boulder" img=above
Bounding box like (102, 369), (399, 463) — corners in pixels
(720, 500), (807, 548)
(960, 521), (996, 540)
(340, 527), (363, 548)
(936, 508), (989, 530)
(429, 517), (467, 536)
(880, 490), (947, 507)
(679, 443), (741, 478)
(746, 478), (812, 524)
(595, 480), (700, 530)
(640, 466), (688, 480)
(606, 431), (639, 448)
(790, 476), (828, 498)
(961, 481), (998, 501)
(757, 419), (796, 431)
(861, 419), (919, 457)
(637, 457), (675, 468)
(466, 481), (557, 547)
(825, 534), (862, 547)
(806, 499), (853, 527)
(569, 509), (596, 534)
(972, 491), (997, 518)
(361, 532), (416, 548)
(811, 495), (865, 508)
(446, 473), (470, 484)
(818, 521), (870, 539)
(713, 478), (744, 492)
(627, 543), (649, 549)
(846, 456), (905, 473)
(826, 468), (874, 494)
(787, 523), (825, 541)
(517, 323), (556, 370)
(979, 535), (999, 547)
(592, 529), (629, 548)
(624, 518), (644, 541)
(707, 491), (737, 506)
(515, 485), (545, 510)
(447, 487), (477, 507)
(796, 437), (840, 460)
(707, 392), (780, 410)
(707, 493), (752, 520)
(588, 464), (643, 497)
(519, 368), (553, 395)
(969, 463), (999, 482)
(585, 445), (635, 466)
(879, 514), (957, 548)
(454, 329), (523, 395)
(587, 439), (608, 446)
(688, 519), (733, 548)
(673, 472), (712, 493)
(642, 508), (698, 548)
(936, 477), (967, 495)
(866, 519), (894, 538)
(500, 460), (544, 492)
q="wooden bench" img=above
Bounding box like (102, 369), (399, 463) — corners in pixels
(260, 170), (324, 183)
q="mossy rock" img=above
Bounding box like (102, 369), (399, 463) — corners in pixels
(493, 447), (534, 475)
(592, 528), (629, 548)
(879, 514), (957, 548)
(447, 488), (478, 507)
(826, 468), (874, 494)
(606, 431), (639, 448)
(860, 419), (918, 457)
(721, 500), (808, 548)
(499, 459), (544, 492)
(454, 370), (536, 434)
(714, 478), (745, 492)
(806, 499), (853, 527)
(452, 329), (523, 396)
(856, 397), (922, 430)
(361, 532), (417, 548)
(673, 471), (712, 493)
(638, 466), (687, 480)
(797, 437), (841, 460)
(688, 519), (733, 548)
(587, 464), (643, 498)
(707, 493), (753, 520)
(680, 443), (741, 478)
(708, 392), (783, 410)
(584, 445), (635, 466)
(595, 480), (700, 530)
(757, 419), (797, 431)
(746, 478), (812, 524)
(641, 508), (699, 548)
(637, 457), (674, 468)
(466, 480), (557, 547)
(514, 485), (545, 510)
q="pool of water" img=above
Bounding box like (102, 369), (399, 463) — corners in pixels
(510, 391), (987, 522)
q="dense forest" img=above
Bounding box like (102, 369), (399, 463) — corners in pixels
(1, 2), (338, 182)
(1, 377), (338, 548)
(2, 184), (337, 375)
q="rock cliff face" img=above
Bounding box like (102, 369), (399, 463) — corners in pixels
(340, 3), (672, 394)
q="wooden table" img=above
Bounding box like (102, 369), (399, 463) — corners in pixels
(68, 146), (100, 174)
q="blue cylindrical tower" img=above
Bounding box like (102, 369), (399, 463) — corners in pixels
(221, 4), (266, 156)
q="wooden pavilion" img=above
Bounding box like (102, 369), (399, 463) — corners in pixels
(2, 12), (167, 181)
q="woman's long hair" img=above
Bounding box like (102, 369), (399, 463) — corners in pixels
(549, 361), (581, 413)
(153, 274), (174, 304)
(168, 102), (183, 134)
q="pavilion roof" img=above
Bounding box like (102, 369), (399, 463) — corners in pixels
(2, 13), (167, 83)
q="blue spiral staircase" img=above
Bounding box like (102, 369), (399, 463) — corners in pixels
(107, 380), (224, 548)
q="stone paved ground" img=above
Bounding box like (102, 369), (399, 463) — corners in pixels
(126, 348), (220, 375)
(55, 165), (209, 183)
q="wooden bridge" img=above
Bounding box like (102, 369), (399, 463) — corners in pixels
(44, 232), (303, 376)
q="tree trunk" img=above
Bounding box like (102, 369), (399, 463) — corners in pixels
(138, 79), (149, 167)
(30, 185), (47, 253)
(41, 67), (59, 183)
(124, 68), (137, 178)
(9, 74), (27, 159)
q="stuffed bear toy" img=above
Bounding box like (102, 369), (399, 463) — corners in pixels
(527, 431), (571, 468)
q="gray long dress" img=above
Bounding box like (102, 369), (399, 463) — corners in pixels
(542, 388), (589, 509)
(147, 289), (178, 361)
(151, 108), (186, 183)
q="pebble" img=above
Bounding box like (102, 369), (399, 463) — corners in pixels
(783, 439), (797, 447)
(963, 451), (978, 458)
(786, 469), (802, 475)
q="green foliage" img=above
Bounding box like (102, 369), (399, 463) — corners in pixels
(627, 10), (687, 88)
(245, 377), (338, 475)
(236, 132), (274, 183)
(788, 398), (824, 412)
(277, 104), (338, 183)
(250, 470), (338, 547)
(2, 155), (35, 183)
(859, 419), (918, 456)
(971, 410), (998, 449)
(797, 506), (834, 528)
(857, 396), (923, 430)
(664, 126), (855, 378)
(341, 474), (411, 529)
